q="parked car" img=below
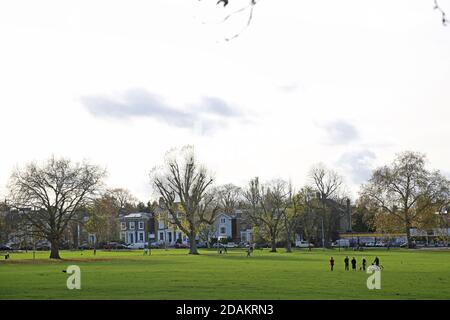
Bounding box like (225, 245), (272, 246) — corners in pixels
(78, 243), (93, 250)
(126, 242), (148, 249)
(174, 243), (189, 249)
(36, 243), (51, 251)
(254, 243), (269, 249)
(365, 242), (375, 247)
(225, 242), (238, 248)
(0, 245), (12, 251)
(295, 240), (314, 248)
(375, 241), (386, 247)
(104, 242), (128, 250)
(239, 242), (250, 248)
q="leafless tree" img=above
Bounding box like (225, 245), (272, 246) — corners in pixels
(150, 146), (219, 254)
(434, 0), (449, 26)
(8, 156), (106, 259)
(360, 151), (450, 248)
(205, 0), (448, 42)
(244, 177), (289, 252)
(106, 188), (138, 214)
(216, 183), (242, 214)
(309, 164), (343, 201)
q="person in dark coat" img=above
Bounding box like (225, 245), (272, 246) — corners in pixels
(329, 257), (335, 271)
(344, 256), (349, 271)
(361, 257), (367, 271)
(351, 257), (357, 271)
(374, 256), (380, 267)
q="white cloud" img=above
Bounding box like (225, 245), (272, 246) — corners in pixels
(0, 0), (449, 201)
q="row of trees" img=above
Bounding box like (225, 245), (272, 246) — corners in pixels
(1, 147), (449, 258)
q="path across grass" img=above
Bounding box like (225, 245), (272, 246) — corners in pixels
(1, 248), (449, 299)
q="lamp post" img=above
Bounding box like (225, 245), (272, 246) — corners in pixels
(435, 208), (448, 247)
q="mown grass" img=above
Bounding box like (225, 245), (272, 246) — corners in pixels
(0, 248), (449, 299)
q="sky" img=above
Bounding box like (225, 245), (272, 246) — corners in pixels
(0, 0), (449, 202)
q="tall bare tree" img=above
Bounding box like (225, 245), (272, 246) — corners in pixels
(8, 157), (106, 259)
(106, 188), (138, 214)
(150, 146), (219, 254)
(244, 178), (289, 252)
(360, 151), (450, 248)
(309, 164), (343, 201)
(216, 183), (242, 214)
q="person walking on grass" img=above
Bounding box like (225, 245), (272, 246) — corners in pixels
(351, 257), (357, 271)
(330, 257), (335, 271)
(361, 257), (367, 271)
(374, 256), (380, 267)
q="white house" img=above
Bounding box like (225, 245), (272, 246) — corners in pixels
(156, 217), (189, 246)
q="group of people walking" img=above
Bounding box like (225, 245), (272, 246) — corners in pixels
(329, 256), (380, 271)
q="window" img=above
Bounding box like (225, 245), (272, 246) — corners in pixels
(129, 221), (135, 230)
(138, 221), (144, 230)
(120, 222), (126, 230)
(221, 218), (226, 224)
(138, 232), (144, 242)
(220, 227), (226, 234)
(168, 232), (172, 243)
(159, 232), (164, 241)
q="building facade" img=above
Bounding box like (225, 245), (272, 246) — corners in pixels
(119, 212), (156, 244)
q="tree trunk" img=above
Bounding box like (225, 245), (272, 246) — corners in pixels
(286, 240), (292, 253)
(50, 239), (61, 259)
(270, 238), (277, 252)
(405, 224), (412, 249)
(285, 230), (292, 253)
(189, 234), (199, 255)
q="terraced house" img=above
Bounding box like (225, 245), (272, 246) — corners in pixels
(119, 212), (156, 244)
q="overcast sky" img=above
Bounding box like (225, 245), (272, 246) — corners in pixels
(0, 0), (449, 201)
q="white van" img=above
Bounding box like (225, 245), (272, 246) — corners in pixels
(332, 239), (350, 247)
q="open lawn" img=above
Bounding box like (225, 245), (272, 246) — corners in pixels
(1, 248), (449, 300)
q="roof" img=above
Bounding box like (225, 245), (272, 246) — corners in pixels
(123, 212), (152, 219)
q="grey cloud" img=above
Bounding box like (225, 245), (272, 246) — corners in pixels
(336, 150), (376, 184)
(81, 88), (244, 135)
(323, 120), (359, 145)
(200, 96), (242, 117)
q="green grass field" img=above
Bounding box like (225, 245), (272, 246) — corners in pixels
(1, 248), (449, 300)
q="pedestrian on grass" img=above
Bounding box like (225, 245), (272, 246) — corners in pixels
(374, 256), (380, 267)
(351, 257), (357, 271)
(361, 257), (367, 271)
(344, 256), (349, 271)
(329, 257), (335, 271)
